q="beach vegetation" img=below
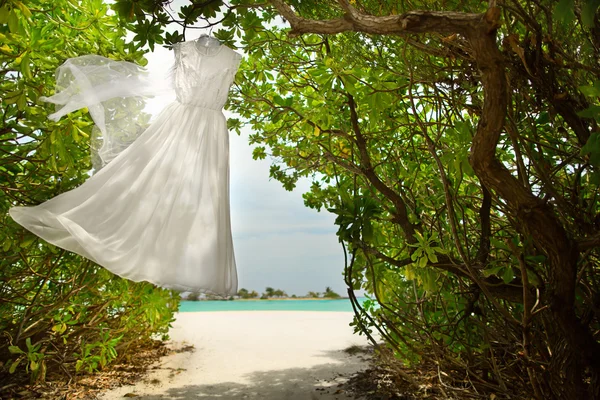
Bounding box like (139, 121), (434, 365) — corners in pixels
(0, 0), (178, 390)
(323, 287), (341, 299)
(236, 288), (260, 299)
(260, 287), (288, 298)
(184, 288), (341, 301)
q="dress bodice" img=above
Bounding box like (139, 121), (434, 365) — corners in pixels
(173, 40), (241, 110)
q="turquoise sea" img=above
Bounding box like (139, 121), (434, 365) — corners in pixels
(179, 298), (366, 312)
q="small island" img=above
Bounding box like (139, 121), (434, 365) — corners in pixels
(185, 286), (344, 301)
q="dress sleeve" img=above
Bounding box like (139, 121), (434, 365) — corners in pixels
(226, 49), (243, 85)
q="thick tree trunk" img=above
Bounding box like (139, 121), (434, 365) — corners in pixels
(466, 9), (599, 400)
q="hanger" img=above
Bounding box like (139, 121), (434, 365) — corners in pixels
(197, 32), (221, 47)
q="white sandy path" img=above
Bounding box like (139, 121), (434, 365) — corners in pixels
(100, 311), (371, 399)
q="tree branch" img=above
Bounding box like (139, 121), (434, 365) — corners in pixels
(347, 94), (418, 244)
(269, 0), (483, 36)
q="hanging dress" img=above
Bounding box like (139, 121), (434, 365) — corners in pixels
(9, 39), (240, 295)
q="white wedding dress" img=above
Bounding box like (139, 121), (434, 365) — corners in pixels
(9, 39), (240, 295)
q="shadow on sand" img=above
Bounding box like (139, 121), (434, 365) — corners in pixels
(127, 349), (370, 400)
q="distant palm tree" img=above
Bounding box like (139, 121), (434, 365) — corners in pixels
(323, 287), (341, 299)
(306, 291), (320, 298)
(265, 287), (275, 298)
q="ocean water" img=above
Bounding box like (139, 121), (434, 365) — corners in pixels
(179, 298), (366, 312)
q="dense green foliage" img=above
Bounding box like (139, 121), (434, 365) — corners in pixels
(125, 0), (600, 398)
(0, 0), (178, 385)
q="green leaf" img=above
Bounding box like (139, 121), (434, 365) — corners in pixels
(14, 1), (32, 18)
(581, 132), (600, 168)
(423, 269), (437, 292)
(502, 267), (514, 284)
(112, 0), (136, 21)
(582, 0), (600, 27)
(577, 105), (600, 120)
(8, 346), (24, 354)
(482, 265), (503, 278)
(0, 5), (10, 24)
(405, 265), (415, 280)
(426, 250), (438, 263)
(536, 112), (550, 124)
(4, 90), (22, 105)
(21, 53), (32, 80)
(16, 93), (26, 110)
(579, 81), (600, 97)
(52, 323), (67, 335)
(8, 9), (19, 33)
(554, 0), (575, 26)
(252, 146), (266, 160)
(19, 235), (35, 248)
(9, 358), (22, 374)
(411, 248), (422, 261)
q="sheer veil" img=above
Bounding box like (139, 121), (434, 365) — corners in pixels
(40, 55), (175, 171)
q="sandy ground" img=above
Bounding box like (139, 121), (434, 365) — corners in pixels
(99, 311), (371, 399)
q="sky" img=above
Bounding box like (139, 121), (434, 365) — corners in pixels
(143, 34), (349, 298)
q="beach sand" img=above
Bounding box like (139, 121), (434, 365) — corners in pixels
(100, 311), (370, 399)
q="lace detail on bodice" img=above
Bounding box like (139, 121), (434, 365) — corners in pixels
(173, 40), (241, 110)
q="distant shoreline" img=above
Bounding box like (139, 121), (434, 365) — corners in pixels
(186, 297), (351, 302)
